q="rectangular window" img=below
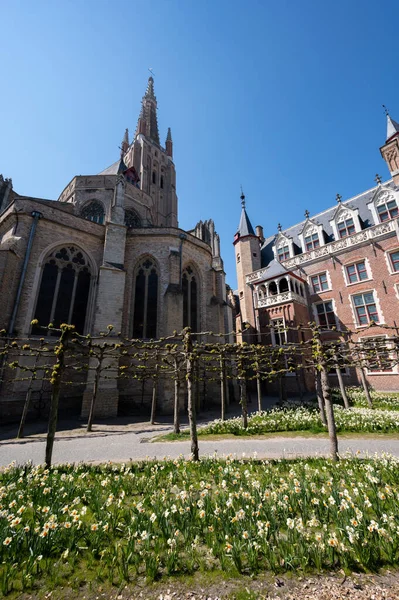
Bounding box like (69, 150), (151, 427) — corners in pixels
(315, 301), (336, 329)
(377, 200), (398, 222)
(305, 233), (320, 251)
(277, 245), (290, 261)
(352, 292), (379, 325)
(271, 318), (286, 346)
(362, 337), (393, 373)
(338, 218), (356, 238)
(346, 261), (368, 284)
(389, 250), (399, 272)
(311, 272), (328, 293)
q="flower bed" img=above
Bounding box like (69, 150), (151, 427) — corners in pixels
(339, 388), (399, 411)
(201, 406), (399, 436)
(1, 456), (399, 595)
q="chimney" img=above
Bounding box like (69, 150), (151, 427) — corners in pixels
(256, 225), (264, 243)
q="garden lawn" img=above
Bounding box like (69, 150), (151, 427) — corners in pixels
(2, 456), (399, 596)
(197, 406), (399, 437)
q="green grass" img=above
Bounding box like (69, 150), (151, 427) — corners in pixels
(2, 456), (399, 596)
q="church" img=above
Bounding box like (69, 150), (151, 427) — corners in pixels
(234, 112), (399, 393)
(0, 77), (231, 420)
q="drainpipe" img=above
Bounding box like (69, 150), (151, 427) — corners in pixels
(8, 211), (42, 335)
(178, 233), (187, 289)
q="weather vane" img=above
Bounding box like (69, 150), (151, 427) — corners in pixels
(148, 67), (155, 77)
(383, 105), (389, 116)
(240, 185), (246, 208)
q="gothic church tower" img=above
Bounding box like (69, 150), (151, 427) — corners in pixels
(122, 77), (178, 227)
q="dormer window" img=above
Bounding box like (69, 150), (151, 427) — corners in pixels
(277, 245), (290, 261)
(305, 233), (320, 251)
(337, 217), (355, 238)
(377, 197), (398, 222)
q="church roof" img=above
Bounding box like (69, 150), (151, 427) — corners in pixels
(260, 179), (396, 268)
(237, 206), (255, 237)
(98, 160), (121, 175)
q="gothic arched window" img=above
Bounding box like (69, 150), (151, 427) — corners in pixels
(81, 201), (105, 224)
(182, 266), (199, 331)
(132, 258), (158, 338)
(32, 246), (92, 335)
(124, 209), (141, 229)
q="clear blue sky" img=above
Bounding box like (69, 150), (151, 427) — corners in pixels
(1, 0), (398, 288)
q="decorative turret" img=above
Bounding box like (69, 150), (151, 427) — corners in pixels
(380, 108), (399, 184)
(234, 190), (256, 241)
(121, 128), (129, 155)
(166, 127), (173, 158)
(135, 76), (160, 145)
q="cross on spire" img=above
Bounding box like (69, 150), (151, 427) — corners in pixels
(383, 104), (390, 116)
(336, 193), (342, 204)
(375, 173), (382, 185)
(304, 209), (310, 219)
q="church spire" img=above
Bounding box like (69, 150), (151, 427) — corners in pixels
(386, 113), (399, 141)
(165, 127), (173, 158)
(135, 76), (160, 145)
(236, 190), (255, 238)
(121, 128), (129, 156)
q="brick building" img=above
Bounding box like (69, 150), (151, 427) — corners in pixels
(0, 77), (231, 419)
(234, 113), (399, 392)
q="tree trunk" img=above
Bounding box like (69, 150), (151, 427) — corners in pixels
(359, 367), (373, 408)
(321, 368), (339, 462)
(256, 373), (262, 412)
(150, 358), (158, 425)
(17, 387), (32, 439)
(220, 355), (226, 421)
(240, 378), (248, 429)
(45, 326), (70, 467)
(185, 331), (199, 461)
(295, 369), (303, 400)
(173, 357), (180, 434)
(315, 369), (327, 426)
(335, 360), (350, 409)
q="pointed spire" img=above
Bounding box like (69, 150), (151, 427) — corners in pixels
(135, 76), (160, 145)
(165, 127), (173, 158)
(145, 76), (156, 99)
(236, 190), (255, 237)
(386, 113), (399, 141)
(121, 128), (129, 156)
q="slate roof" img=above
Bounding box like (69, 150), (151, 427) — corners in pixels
(387, 115), (399, 141)
(259, 179), (397, 269)
(98, 158), (128, 176)
(98, 160), (120, 176)
(237, 207), (255, 237)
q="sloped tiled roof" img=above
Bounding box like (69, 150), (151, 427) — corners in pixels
(237, 207), (255, 237)
(260, 179), (396, 269)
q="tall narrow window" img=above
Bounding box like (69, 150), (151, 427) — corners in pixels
(182, 266), (199, 331)
(124, 209), (141, 229)
(152, 171), (156, 184)
(315, 301), (336, 329)
(133, 258), (159, 338)
(32, 246), (92, 335)
(81, 201), (105, 224)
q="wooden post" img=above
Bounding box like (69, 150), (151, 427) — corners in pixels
(220, 351), (226, 421)
(335, 354), (350, 409)
(184, 329), (199, 461)
(17, 341), (42, 439)
(359, 367), (373, 408)
(150, 351), (159, 425)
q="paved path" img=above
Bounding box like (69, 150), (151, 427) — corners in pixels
(1, 426), (399, 466)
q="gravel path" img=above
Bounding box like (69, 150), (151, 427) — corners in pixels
(1, 426), (399, 466)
